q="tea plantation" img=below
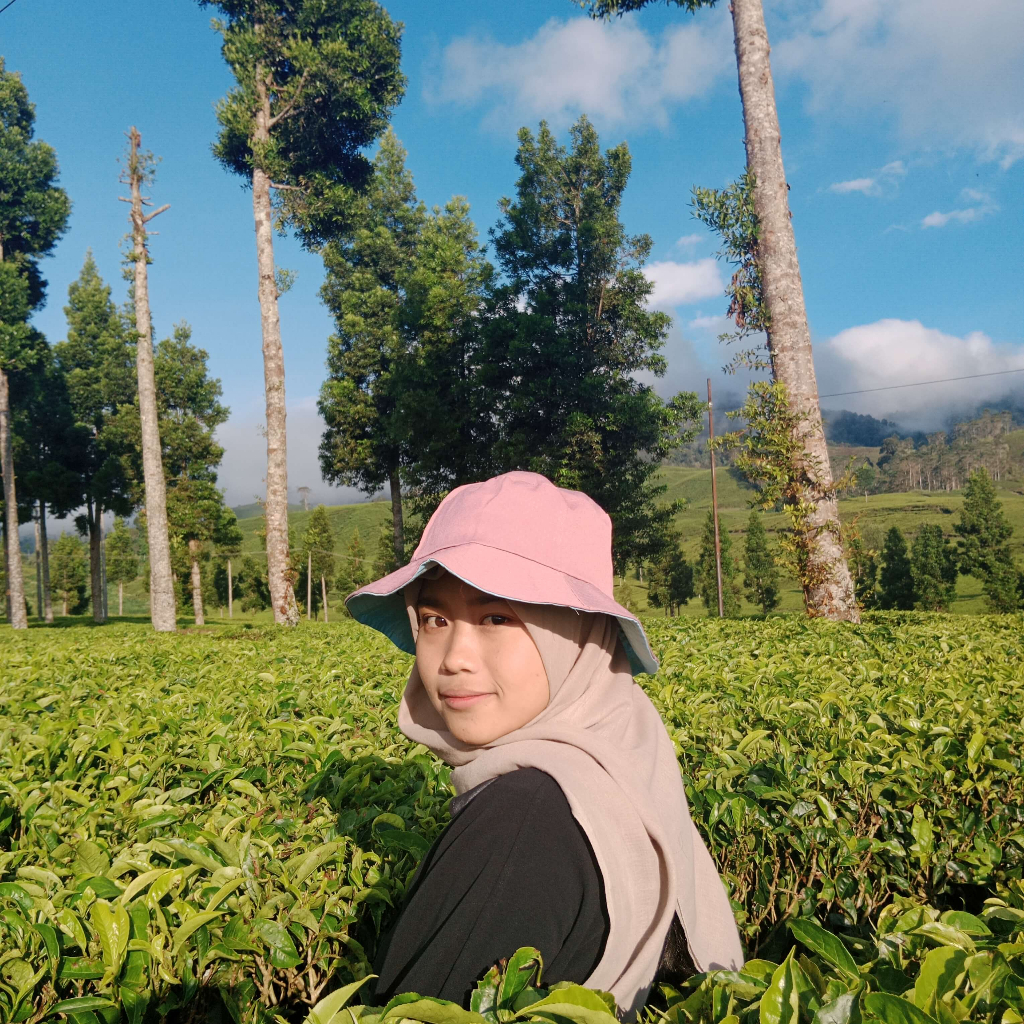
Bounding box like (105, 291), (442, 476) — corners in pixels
(0, 615), (1022, 1023)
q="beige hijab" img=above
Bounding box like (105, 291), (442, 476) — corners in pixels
(399, 587), (743, 1014)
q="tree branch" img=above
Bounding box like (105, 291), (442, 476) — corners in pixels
(268, 70), (310, 128)
(269, 182), (304, 193)
(143, 204), (171, 223)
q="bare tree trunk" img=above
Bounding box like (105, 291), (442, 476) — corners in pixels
(62, 594), (68, 616)
(34, 515), (42, 618)
(731, 0), (859, 622)
(0, 368), (27, 629)
(100, 518), (108, 620)
(125, 127), (177, 633)
(252, 70), (298, 626)
(321, 574), (328, 623)
(39, 502), (52, 623)
(189, 539), (204, 627)
(389, 466), (405, 566)
(307, 550), (312, 620)
(118, 580), (124, 616)
(227, 557), (233, 618)
(88, 500), (105, 623)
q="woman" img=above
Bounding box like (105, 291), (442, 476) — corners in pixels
(346, 471), (742, 1014)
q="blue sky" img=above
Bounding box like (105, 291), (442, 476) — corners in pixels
(4, 0), (1023, 505)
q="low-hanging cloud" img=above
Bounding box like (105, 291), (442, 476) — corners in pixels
(814, 318), (1024, 428)
(426, 12), (733, 132)
(774, 0), (1024, 165)
(215, 397), (366, 510)
(645, 258), (724, 309)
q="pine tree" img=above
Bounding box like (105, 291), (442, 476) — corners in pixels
(646, 544), (694, 617)
(696, 509), (741, 617)
(0, 60), (72, 627)
(847, 532), (879, 610)
(237, 554), (270, 613)
(955, 468), (1020, 612)
(299, 504), (335, 619)
(371, 518), (398, 580)
(743, 511), (779, 614)
(878, 526), (915, 611)
(49, 532), (88, 616)
(911, 524), (957, 612)
(105, 516), (139, 616)
(335, 528), (369, 608)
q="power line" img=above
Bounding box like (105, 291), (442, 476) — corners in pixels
(0, 0), (23, 14)
(819, 366), (1024, 400)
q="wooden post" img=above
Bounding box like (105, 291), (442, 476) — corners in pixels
(321, 575), (329, 623)
(34, 513), (42, 619)
(227, 557), (233, 618)
(118, 580), (124, 617)
(307, 551), (312, 620)
(708, 378), (725, 618)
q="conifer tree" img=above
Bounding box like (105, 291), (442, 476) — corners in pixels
(0, 59), (72, 628)
(910, 524), (957, 612)
(105, 516), (139, 616)
(371, 518), (397, 579)
(298, 504), (335, 619)
(49, 532), (88, 616)
(55, 254), (136, 623)
(955, 468), (1019, 612)
(847, 531), (879, 610)
(201, 0), (403, 625)
(318, 131), (424, 565)
(335, 527), (368, 602)
(743, 511), (780, 614)
(878, 526), (916, 611)
(696, 509), (740, 617)
(646, 543), (694, 617)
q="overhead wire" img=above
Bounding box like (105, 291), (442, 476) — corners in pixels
(819, 366), (1024, 399)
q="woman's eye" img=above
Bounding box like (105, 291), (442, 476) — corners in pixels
(483, 614), (511, 626)
(421, 614), (446, 629)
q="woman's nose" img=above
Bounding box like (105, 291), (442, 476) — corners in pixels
(439, 620), (481, 673)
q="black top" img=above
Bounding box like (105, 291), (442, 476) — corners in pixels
(373, 768), (610, 1006)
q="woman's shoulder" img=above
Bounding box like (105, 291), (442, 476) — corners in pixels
(454, 768), (572, 825)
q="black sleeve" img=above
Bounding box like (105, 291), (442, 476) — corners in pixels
(373, 768), (609, 1007)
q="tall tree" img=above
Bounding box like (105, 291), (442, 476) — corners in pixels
(846, 529), (879, 611)
(646, 543), (694, 617)
(743, 511), (779, 614)
(0, 59), (72, 628)
(486, 118), (702, 571)
(910, 524), (957, 612)
(697, 509), (740, 617)
(201, 0), (404, 624)
(298, 504), (335, 619)
(55, 254), (136, 623)
(49, 532), (88, 616)
(584, 0), (859, 622)
(106, 516), (139, 616)
(335, 526), (368, 600)
(396, 195), (495, 530)
(10, 344), (87, 624)
(121, 127), (176, 631)
(955, 468), (1019, 612)
(878, 526), (915, 611)
(318, 131), (424, 565)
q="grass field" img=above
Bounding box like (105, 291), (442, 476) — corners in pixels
(18, 460), (1023, 622)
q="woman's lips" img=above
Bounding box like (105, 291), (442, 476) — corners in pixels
(441, 692), (493, 710)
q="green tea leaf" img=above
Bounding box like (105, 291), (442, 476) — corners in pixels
(789, 918), (859, 979)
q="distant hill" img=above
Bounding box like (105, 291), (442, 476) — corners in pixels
(230, 501), (303, 520)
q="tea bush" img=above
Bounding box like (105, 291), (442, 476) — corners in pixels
(0, 614), (1020, 1022)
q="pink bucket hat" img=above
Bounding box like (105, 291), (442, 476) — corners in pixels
(346, 471), (659, 675)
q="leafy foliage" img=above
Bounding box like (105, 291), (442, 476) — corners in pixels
(911, 525), (957, 613)
(696, 510), (740, 617)
(879, 527), (915, 612)
(742, 512), (779, 615)
(955, 468), (1020, 612)
(0, 614), (1021, 1021)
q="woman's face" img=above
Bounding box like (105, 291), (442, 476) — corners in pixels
(414, 572), (549, 746)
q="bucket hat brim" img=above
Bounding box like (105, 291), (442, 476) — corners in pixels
(346, 543), (659, 676)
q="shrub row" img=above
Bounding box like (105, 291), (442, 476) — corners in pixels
(0, 614), (1020, 1022)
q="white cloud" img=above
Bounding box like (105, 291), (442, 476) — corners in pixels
(827, 159), (906, 196)
(920, 188), (997, 228)
(645, 258), (723, 309)
(829, 177), (878, 195)
(427, 12), (733, 131)
(672, 234), (703, 251)
(815, 318), (1024, 426)
(688, 313), (733, 334)
(773, 0), (1024, 165)
(216, 397), (366, 509)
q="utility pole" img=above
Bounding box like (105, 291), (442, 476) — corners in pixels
(307, 551), (312, 621)
(708, 378), (724, 618)
(227, 557), (233, 618)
